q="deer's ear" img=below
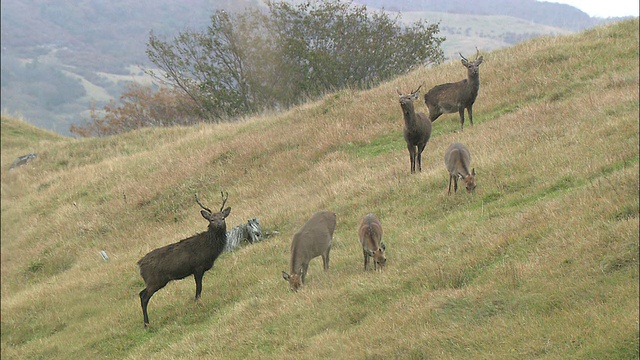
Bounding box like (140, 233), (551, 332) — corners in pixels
(396, 88), (402, 96)
(201, 210), (211, 220)
(461, 58), (469, 66)
(222, 207), (231, 218)
(282, 271), (290, 281)
(476, 56), (483, 65)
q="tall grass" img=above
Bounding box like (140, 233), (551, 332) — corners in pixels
(2, 19), (638, 359)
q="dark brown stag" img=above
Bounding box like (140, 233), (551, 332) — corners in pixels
(137, 191), (231, 328)
(424, 48), (484, 131)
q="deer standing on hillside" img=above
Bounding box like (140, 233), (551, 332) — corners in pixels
(397, 86), (432, 174)
(137, 191), (231, 328)
(282, 211), (336, 292)
(358, 213), (386, 271)
(444, 142), (476, 195)
(424, 48), (484, 131)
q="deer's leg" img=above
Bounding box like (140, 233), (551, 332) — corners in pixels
(322, 247), (331, 271)
(428, 107), (442, 122)
(194, 271), (204, 300)
(140, 288), (151, 327)
(301, 263), (309, 283)
(467, 106), (473, 126)
(458, 108), (466, 131)
(417, 143), (427, 172)
(140, 283), (165, 328)
(448, 174), (453, 196)
(363, 249), (369, 271)
(408, 144), (416, 173)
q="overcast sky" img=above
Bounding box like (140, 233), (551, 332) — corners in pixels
(541, 0), (639, 18)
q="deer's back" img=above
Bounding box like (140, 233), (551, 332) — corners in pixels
(444, 142), (471, 175)
(138, 232), (220, 281)
(290, 211), (336, 269)
(425, 79), (476, 111)
(358, 214), (382, 250)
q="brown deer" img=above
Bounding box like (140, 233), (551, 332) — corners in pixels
(137, 191), (231, 328)
(282, 211), (336, 292)
(444, 142), (476, 195)
(424, 48), (484, 131)
(358, 213), (386, 271)
(397, 86), (432, 174)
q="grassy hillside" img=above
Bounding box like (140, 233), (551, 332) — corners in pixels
(1, 19), (638, 359)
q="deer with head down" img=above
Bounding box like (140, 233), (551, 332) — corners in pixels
(137, 191), (231, 328)
(397, 86), (432, 174)
(358, 213), (386, 271)
(282, 211), (336, 292)
(444, 142), (476, 195)
(424, 48), (484, 131)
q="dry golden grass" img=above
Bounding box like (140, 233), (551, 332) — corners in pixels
(2, 19), (638, 359)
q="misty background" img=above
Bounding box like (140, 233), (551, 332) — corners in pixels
(0, 0), (628, 135)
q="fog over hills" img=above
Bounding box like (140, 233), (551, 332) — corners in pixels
(0, 0), (619, 135)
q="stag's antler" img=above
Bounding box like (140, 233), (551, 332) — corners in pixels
(195, 193), (212, 214)
(411, 84), (423, 95)
(219, 190), (229, 212)
(460, 48), (480, 62)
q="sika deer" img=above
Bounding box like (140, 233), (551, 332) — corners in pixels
(444, 142), (476, 195)
(282, 211), (336, 292)
(137, 191), (231, 328)
(424, 48), (484, 131)
(397, 86), (432, 174)
(358, 213), (386, 271)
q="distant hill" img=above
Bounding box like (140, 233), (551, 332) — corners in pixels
(355, 0), (604, 30)
(0, 0), (618, 135)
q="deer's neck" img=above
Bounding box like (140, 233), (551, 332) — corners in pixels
(456, 158), (470, 178)
(207, 226), (228, 253)
(403, 106), (419, 129)
(467, 73), (480, 94)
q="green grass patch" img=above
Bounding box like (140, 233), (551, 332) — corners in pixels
(342, 131), (404, 158)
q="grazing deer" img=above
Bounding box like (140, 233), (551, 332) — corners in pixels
(282, 211), (336, 292)
(137, 191), (231, 328)
(358, 213), (386, 271)
(397, 86), (432, 174)
(444, 142), (476, 195)
(424, 48), (484, 131)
